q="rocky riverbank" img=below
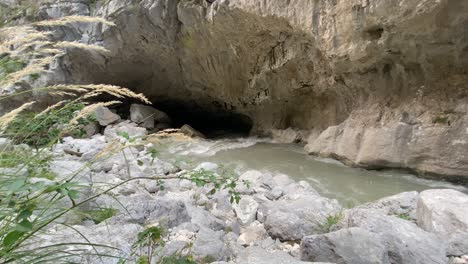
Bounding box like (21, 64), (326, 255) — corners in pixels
(8, 105), (464, 264)
(2, 0), (468, 183)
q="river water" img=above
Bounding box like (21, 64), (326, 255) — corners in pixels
(158, 137), (467, 206)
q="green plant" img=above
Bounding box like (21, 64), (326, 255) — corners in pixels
(318, 211), (343, 233)
(396, 213), (411, 221)
(160, 256), (196, 264)
(185, 167), (243, 204)
(132, 226), (165, 263)
(0, 56), (25, 81)
(80, 207), (117, 224)
(3, 102), (96, 148)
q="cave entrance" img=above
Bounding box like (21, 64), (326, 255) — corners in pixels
(152, 99), (253, 138)
(115, 97), (253, 139)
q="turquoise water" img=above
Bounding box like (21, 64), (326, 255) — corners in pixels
(160, 138), (467, 206)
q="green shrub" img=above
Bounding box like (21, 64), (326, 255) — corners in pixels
(396, 213), (411, 221)
(0, 56), (25, 81)
(318, 211), (343, 233)
(80, 207), (117, 224)
(3, 102), (96, 148)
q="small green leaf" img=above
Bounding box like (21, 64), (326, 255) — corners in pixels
(3, 231), (23, 247)
(67, 189), (79, 200)
(137, 160), (144, 166)
(15, 219), (33, 232)
(16, 210), (32, 221)
(208, 188), (216, 195)
(116, 131), (130, 140)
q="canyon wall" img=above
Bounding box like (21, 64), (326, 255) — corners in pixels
(2, 0), (468, 183)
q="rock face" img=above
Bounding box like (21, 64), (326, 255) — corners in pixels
(2, 0), (468, 182)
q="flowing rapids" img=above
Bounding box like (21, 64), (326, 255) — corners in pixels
(157, 137), (467, 206)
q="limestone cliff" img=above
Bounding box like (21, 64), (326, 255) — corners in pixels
(1, 0), (468, 183)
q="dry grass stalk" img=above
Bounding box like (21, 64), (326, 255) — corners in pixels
(2, 56), (55, 85)
(33, 15), (116, 27)
(80, 84), (151, 104)
(55, 41), (109, 54)
(0, 101), (35, 131)
(36, 100), (68, 117)
(68, 101), (121, 125)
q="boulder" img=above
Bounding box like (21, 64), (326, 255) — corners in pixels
(233, 196), (259, 226)
(192, 227), (230, 262)
(179, 124), (205, 138)
(358, 191), (418, 220)
(265, 187), (284, 200)
(258, 194), (341, 241)
(103, 121), (147, 140)
(190, 207), (225, 231)
(81, 121), (100, 138)
(345, 209), (447, 264)
(93, 106), (120, 126)
(417, 189), (468, 256)
(129, 104), (171, 129)
(301, 227), (389, 264)
(111, 194), (190, 228)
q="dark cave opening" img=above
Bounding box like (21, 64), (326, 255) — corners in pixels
(114, 97), (254, 138)
(153, 99), (254, 138)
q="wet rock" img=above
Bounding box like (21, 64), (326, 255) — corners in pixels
(179, 124), (205, 138)
(233, 196), (259, 226)
(301, 227), (389, 264)
(94, 106), (120, 126)
(130, 104), (171, 129)
(195, 162), (219, 172)
(358, 191), (418, 220)
(417, 189), (468, 256)
(345, 209), (447, 264)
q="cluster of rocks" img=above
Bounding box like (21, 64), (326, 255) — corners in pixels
(25, 115), (465, 264)
(82, 103), (205, 142)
